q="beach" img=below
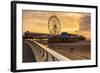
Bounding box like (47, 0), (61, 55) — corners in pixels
(45, 40), (91, 60)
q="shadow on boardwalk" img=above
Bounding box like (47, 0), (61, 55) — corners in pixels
(23, 42), (36, 63)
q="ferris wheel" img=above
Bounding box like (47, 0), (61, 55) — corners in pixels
(48, 16), (61, 35)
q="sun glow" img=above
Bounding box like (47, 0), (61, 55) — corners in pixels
(23, 10), (90, 39)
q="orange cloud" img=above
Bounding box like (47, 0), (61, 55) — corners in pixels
(23, 10), (91, 38)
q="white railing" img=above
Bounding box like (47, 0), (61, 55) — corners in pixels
(32, 40), (71, 61)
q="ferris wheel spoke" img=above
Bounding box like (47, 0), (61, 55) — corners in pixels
(48, 16), (61, 35)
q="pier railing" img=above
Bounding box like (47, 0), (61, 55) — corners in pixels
(25, 39), (70, 62)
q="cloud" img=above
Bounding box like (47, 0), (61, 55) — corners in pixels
(22, 10), (90, 36)
(80, 14), (91, 31)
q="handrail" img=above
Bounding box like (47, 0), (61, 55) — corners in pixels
(33, 40), (71, 61)
(24, 40), (58, 62)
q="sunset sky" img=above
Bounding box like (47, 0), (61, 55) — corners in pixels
(22, 10), (91, 39)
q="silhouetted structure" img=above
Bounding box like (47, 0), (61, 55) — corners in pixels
(48, 16), (61, 35)
(23, 31), (49, 39)
(23, 31), (86, 43)
(48, 32), (86, 43)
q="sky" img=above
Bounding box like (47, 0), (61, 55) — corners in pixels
(22, 10), (91, 39)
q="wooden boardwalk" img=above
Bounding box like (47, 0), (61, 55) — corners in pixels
(23, 40), (70, 62)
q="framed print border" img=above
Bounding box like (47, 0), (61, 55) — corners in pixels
(11, 1), (98, 72)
